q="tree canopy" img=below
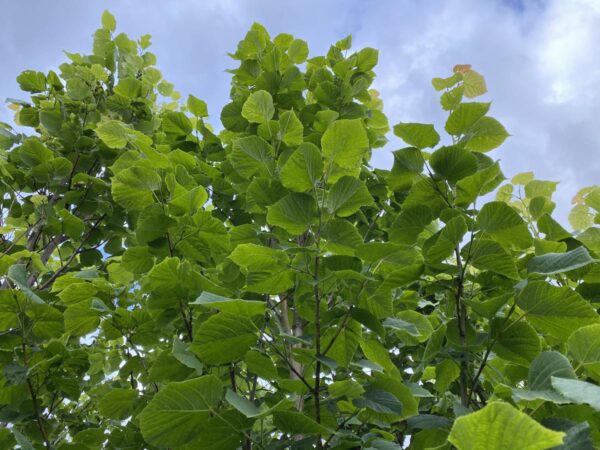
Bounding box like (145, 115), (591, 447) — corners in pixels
(1, 10), (600, 450)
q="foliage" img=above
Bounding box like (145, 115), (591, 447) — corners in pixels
(1, 11), (600, 450)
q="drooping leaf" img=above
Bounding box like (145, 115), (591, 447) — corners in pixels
(528, 351), (576, 391)
(321, 119), (369, 171)
(527, 246), (596, 275)
(517, 282), (599, 340)
(551, 377), (600, 411)
(445, 102), (490, 136)
(191, 312), (258, 365)
(279, 110), (304, 146)
(139, 375), (223, 447)
(430, 146), (478, 183)
(461, 239), (519, 280)
(327, 176), (373, 217)
(97, 388), (139, 420)
(267, 193), (317, 235)
(477, 201), (532, 249)
(449, 402), (565, 450)
(393, 123), (440, 149)
(242, 90), (275, 124)
(272, 411), (331, 436)
(279, 142), (323, 192)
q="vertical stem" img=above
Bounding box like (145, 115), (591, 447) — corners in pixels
(454, 246), (469, 407)
(22, 341), (51, 449)
(313, 254), (323, 450)
(229, 364), (237, 392)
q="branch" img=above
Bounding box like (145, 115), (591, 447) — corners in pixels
(454, 245), (469, 407)
(38, 214), (105, 291)
(467, 298), (518, 406)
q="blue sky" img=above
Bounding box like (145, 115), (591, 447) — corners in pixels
(2, 0), (599, 224)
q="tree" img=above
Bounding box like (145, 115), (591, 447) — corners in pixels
(1, 10), (599, 450)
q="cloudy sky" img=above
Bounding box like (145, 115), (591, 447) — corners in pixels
(2, 0), (599, 225)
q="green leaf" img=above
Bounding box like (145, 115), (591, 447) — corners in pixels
(191, 312), (258, 365)
(98, 388), (138, 420)
(357, 47), (379, 71)
(551, 377), (600, 411)
(578, 227), (600, 255)
(517, 281), (599, 340)
(423, 216), (468, 263)
(16, 70), (46, 92)
(229, 243), (287, 270)
(321, 119), (369, 171)
(430, 146), (478, 183)
(172, 338), (204, 372)
(267, 193), (317, 235)
(465, 117), (509, 152)
(163, 112), (193, 136)
(288, 39), (309, 63)
(245, 350), (278, 380)
(57, 282), (97, 305)
(456, 161), (504, 206)
(493, 318), (540, 366)
(0, 429), (15, 449)
(279, 110), (303, 146)
(477, 201), (532, 249)
(12, 431), (34, 450)
(323, 219), (363, 255)
(328, 379), (365, 399)
(464, 293), (511, 319)
(389, 205), (435, 244)
(567, 324), (600, 379)
(139, 375), (223, 447)
(8, 264), (44, 304)
(512, 171), (534, 185)
(393, 123), (440, 149)
(231, 135), (275, 179)
(461, 239), (519, 279)
(528, 351), (575, 391)
(326, 320), (362, 367)
(448, 402), (565, 450)
(101, 10), (116, 31)
(64, 301), (100, 337)
(365, 374), (418, 420)
(441, 85), (465, 111)
(121, 246), (154, 273)
(96, 120), (151, 148)
(383, 317), (421, 336)
(221, 101), (249, 131)
(525, 180), (558, 199)
(327, 176), (373, 217)
(537, 196), (565, 223)
(445, 102), (490, 136)
(382, 264), (424, 289)
(242, 90), (275, 124)
(527, 246), (596, 275)
(272, 411), (331, 436)
(280, 142), (323, 192)
(462, 70), (487, 98)
(19, 138), (53, 167)
(360, 339), (394, 372)
(387, 311), (432, 344)
(432, 73), (462, 91)
(136, 204), (177, 244)
(187, 94), (208, 117)
(353, 389), (403, 415)
(226, 388), (263, 417)
(546, 422), (593, 450)
(191, 292), (265, 317)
